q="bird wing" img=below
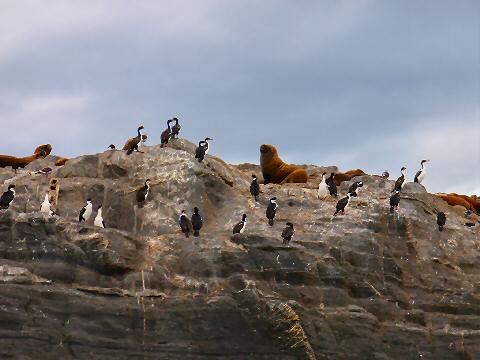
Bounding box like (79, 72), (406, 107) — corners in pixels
(336, 197), (347, 210)
(394, 176), (404, 190)
(414, 170), (422, 182)
(136, 187), (146, 202)
(79, 207), (86, 219)
(233, 222), (242, 233)
(281, 227), (289, 238)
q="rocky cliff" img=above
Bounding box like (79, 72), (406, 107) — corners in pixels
(0, 140), (478, 360)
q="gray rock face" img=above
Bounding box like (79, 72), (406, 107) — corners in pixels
(0, 139), (478, 360)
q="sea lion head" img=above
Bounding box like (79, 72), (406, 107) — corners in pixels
(34, 144), (52, 157)
(260, 144), (278, 159)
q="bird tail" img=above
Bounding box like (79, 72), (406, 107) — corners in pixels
(194, 230), (200, 237)
(333, 210), (339, 216)
(268, 219), (274, 226)
(79, 216), (83, 222)
(390, 206), (394, 213)
(438, 225), (444, 232)
(254, 195), (259, 202)
(138, 203), (144, 209)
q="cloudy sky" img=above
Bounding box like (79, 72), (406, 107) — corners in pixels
(1, 1), (479, 194)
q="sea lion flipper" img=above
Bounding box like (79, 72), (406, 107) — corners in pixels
(280, 169), (309, 184)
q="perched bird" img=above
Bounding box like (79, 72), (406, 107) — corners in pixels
(35, 167), (53, 177)
(414, 160), (430, 184)
(171, 117), (181, 139)
(390, 190), (401, 213)
(233, 214), (247, 234)
(79, 199), (93, 222)
(160, 119), (173, 147)
(465, 222), (476, 227)
(348, 181), (364, 197)
(40, 193), (54, 215)
(334, 193), (352, 216)
(266, 197), (278, 226)
(464, 210), (473, 217)
(123, 126), (145, 155)
(250, 174), (260, 201)
(436, 212), (446, 231)
(94, 204), (105, 228)
(281, 222), (295, 245)
(108, 144), (116, 150)
(0, 185), (15, 209)
(326, 173), (337, 197)
(394, 167), (407, 192)
(317, 172), (328, 200)
(382, 171), (390, 178)
(179, 210), (193, 237)
(191, 207), (203, 237)
(195, 140), (207, 162)
(136, 179), (151, 208)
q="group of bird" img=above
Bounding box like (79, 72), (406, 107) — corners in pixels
(0, 121), (465, 242)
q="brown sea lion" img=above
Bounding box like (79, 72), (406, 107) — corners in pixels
(260, 144), (308, 184)
(55, 157), (69, 166)
(34, 144), (52, 157)
(334, 169), (366, 186)
(436, 193), (477, 213)
(0, 150), (47, 172)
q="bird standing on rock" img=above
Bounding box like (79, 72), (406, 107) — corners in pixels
(436, 212), (446, 231)
(136, 179), (151, 208)
(160, 119), (173, 147)
(195, 138), (213, 162)
(233, 214), (247, 234)
(414, 160), (429, 184)
(123, 126), (145, 155)
(326, 173), (337, 197)
(108, 144), (116, 150)
(266, 197), (278, 226)
(334, 193), (351, 216)
(40, 193), (55, 215)
(394, 167), (407, 192)
(79, 199), (93, 222)
(191, 207), (203, 237)
(390, 190), (401, 213)
(281, 222), (295, 245)
(94, 205), (105, 228)
(250, 175), (260, 201)
(318, 172), (328, 200)
(179, 210), (193, 237)
(348, 181), (363, 197)
(171, 118), (181, 139)
(0, 185), (15, 210)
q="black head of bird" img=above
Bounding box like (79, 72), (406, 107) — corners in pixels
(421, 159), (430, 165)
(8, 185), (15, 190)
(330, 172), (335, 177)
(194, 207), (199, 213)
(270, 197), (277, 202)
(205, 137), (213, 141)
(322, 172), (327, 176)
(86, 198), (92, 203)
(98, 204), (102, 209)
(242, 214), (247, 221)
(145, 179), (151, 186)
(138, 125), (144, 131)
(286, 222), (293, 228)
(252, 174), (257, 179)
(172, 117), (178, 122)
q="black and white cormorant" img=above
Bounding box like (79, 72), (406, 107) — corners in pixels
(179, 210), (193, 237)
(250, 174), (260, 201)
(124, 126), (144, 155)
(35, 167), (53, 178)
(0, 185), (15, 209)
(266, 197), (278, 226)
(171, 117), (181, 139)
(79, 199), (93, 222)
(160, 119), (173, 147)
(390, 190), (401, 213)
(414, 160), (429, 184)
(348, 181), (364, 197)
(108, 144), (116, 150)
(326, 173), (337, 197)
(318, 172), (328, 200)
(394, 167), (407, 192)
(436, 212), (446, 231)
(136, 179), (151, 208)
(195, 138), (212, 162)
(94, 204), (105, 228)
(281, 222), (295, 245)
(233, 214), (247, 234)
(334, 193), (352, 216)
(191, 207), (203, 237)
(382, 171), (389, 178)
(40, 193), (55, 215)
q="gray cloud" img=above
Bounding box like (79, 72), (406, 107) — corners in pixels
(0, 1), (478, 194)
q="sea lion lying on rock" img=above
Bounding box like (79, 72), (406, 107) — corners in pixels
(334, 169), (366, 186)
(0, 145), (51, 171)
(436, 193), (479, 214)
(260, 144), (308, 184)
